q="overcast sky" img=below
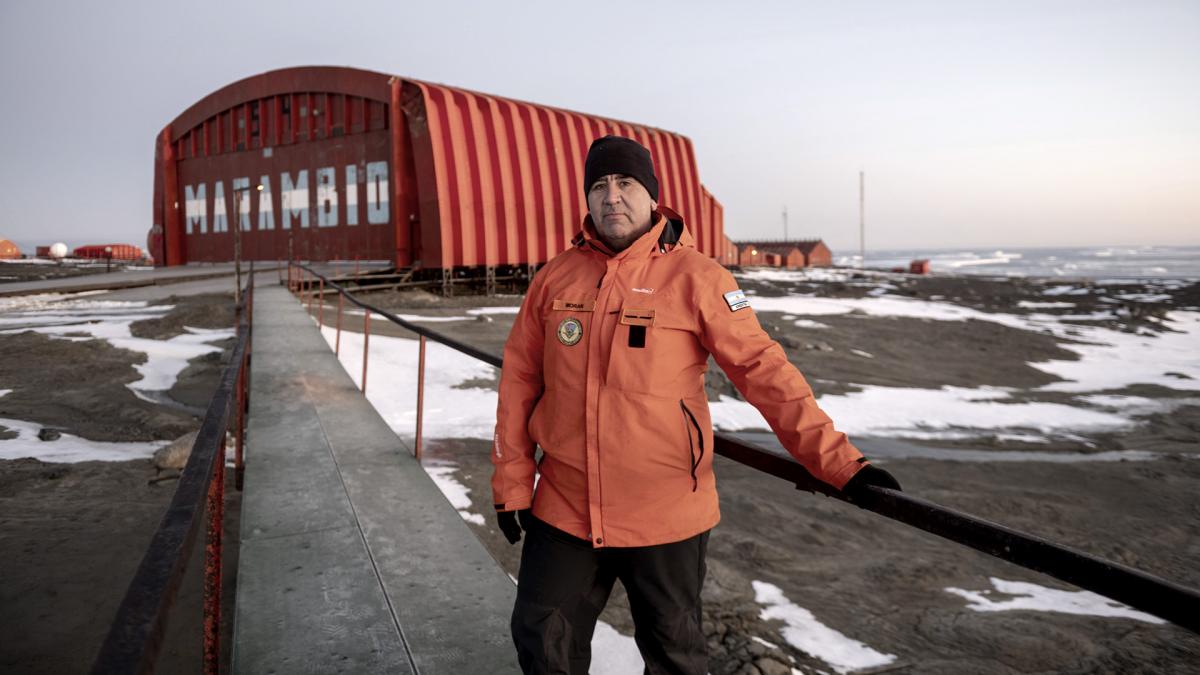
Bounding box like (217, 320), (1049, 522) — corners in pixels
(1, 0), (1197, 253)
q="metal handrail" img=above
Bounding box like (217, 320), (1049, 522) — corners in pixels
(290, 262), (1200, 636)
(91, 269), (255, 674)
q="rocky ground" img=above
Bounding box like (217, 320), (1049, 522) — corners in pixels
(1, 272), (1198, 674)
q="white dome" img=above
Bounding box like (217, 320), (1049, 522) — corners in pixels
(49, 242), (68, 258)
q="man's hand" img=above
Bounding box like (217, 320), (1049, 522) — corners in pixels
(497, 509), (531, 545)
(842, 465), (901, 502)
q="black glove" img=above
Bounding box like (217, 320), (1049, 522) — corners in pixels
(842, 465), (901, 501)
(497, 508), (531, 545)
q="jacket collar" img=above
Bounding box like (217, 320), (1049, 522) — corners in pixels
(573, 206), (694, 260)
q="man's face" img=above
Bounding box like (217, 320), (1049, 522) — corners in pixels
(587, 174), (658, 252)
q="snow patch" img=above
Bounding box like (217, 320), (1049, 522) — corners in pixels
(0, 417), (166, 463)
(421, 459), (486, 525)
(320, 325), (498, 440)
(590, 621), (644, 674)
(1018, 301), (1075, 309)
(753, 580), (896, 674)
(793, 319), (830, 329)
(711, 385), (1129, 441)
(945, 578), (1165, 624)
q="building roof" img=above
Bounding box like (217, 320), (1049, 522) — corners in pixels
(733, 239), (827, 254)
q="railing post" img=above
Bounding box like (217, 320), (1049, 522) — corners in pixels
(355, 255), (360, 276)
(202, 437), (226, 675)
(305, 271), (312, 313)
(235, 359), (246, 491)
(415, 335), (426, 461)
(318, 277), (325, 328)
(361, 309), (370, 394)
(335, 292), (344, 356)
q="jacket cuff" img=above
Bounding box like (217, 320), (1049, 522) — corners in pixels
(494, 496), (533, 512)
(828, 458), (867, 491)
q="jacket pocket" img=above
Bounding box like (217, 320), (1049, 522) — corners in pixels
(679, 399), (704, 492)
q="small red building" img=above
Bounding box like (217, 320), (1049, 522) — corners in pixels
(734, 239), (831, 268)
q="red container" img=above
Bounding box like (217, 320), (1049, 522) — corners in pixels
(149, 67), (726, 269)
(74, 244), (144, 260)
(909, 259), (931, 275)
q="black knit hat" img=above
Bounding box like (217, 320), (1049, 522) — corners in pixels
(583, 136), (659, 201)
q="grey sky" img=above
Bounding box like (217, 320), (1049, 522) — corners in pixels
(1, 0), (1196, 252)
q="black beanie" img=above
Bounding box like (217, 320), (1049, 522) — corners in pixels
(583, 135), (659, 201)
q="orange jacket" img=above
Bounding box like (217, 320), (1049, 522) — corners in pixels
(492, 209), (866, 547)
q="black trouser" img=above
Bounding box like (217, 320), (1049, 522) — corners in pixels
(511, 514), (709, 675)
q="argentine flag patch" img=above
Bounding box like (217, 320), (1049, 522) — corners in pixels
(723, 289), (750, 312)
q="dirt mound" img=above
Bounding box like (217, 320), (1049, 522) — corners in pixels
(130, 292), (235, 340)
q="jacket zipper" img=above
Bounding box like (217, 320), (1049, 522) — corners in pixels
(679, 400), (704, 492)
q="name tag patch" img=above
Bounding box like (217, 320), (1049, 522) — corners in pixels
(553, 298), (595, 312)
(723, 289), (750, 312)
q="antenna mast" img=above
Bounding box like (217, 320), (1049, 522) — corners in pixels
(859, 171), (865, 269)
(783, 206), (788, 241)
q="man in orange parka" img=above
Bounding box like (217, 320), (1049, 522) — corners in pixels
(492, 136), (900, 674)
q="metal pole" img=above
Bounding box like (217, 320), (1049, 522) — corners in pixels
(202, 438), (226, 675)
(355, 255), (360, 276)
(245, 275), (253, 428)
(361, 310), (370, 394)
(415, 335), (426, 461)
(306, 271), (313, 313)
(234, 190), (243, 307)
(235, 360), (245, 491)
(335, 293), (344, 355)
(318, 278), (325, 328)
(859, 171), (865, 269)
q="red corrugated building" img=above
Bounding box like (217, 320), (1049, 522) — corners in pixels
(148, 66), (726, 274)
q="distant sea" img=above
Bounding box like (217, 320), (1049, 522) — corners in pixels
(846, 245), (1200, 280)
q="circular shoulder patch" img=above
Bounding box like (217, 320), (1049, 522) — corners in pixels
(557, 317), (583, 346)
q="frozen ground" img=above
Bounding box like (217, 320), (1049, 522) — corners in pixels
(0, 294), (232, 462)
(0, 295), (232, 397)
